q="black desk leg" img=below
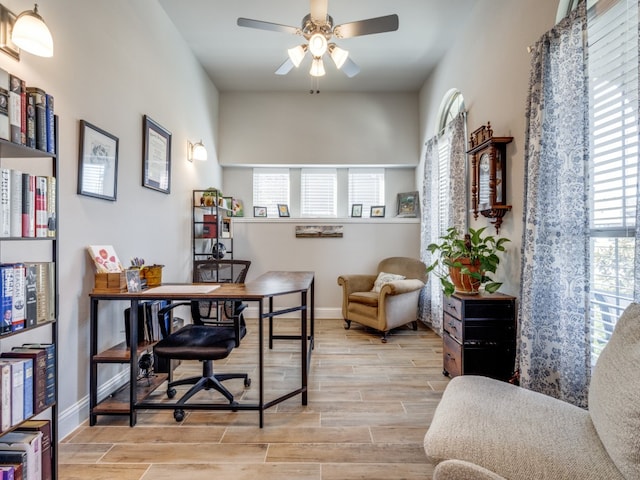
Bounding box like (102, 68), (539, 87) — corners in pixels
(258, 300), (264, 428)
(89, 298), (99, 426)
(301, 290), (308, 405)
(129, 299), (139, 427)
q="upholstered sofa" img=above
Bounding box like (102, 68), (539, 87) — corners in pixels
(337, 257), (427, 342)
(423, 302), (640, 480)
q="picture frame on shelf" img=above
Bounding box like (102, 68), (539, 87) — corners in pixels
(278, 204), (290, 217)
(254, 206), (267, 218)
(77, 120), (119, 201)
(396, 191), (419, 217)
(371, 206), (386, 218)
(142, 115), (171, 194)
(351, 204), (363, 218)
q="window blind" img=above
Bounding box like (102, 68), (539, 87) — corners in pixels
(253, 168), (290, 218)
(588, 0), (638, 363)
(301, 169), (337, 217)
(348, 168), (384, 218)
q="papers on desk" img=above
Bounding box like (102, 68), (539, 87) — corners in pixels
(141, 285), (220, 294)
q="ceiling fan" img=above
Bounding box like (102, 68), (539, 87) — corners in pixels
(237, 0), (399, 79)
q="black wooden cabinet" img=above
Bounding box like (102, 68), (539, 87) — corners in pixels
(442, 292), (516, 381)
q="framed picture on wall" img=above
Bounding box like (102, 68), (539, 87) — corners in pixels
(278, 204), (290, 217)
(142, 115), (172, 194)
(371, 206), (386, 218)
(351, 204), (363, 217)
(77, 120), (119, 201)
(397, 191), (419, 217)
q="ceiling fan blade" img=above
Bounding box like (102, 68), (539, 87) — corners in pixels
(334, 14), (399, 39)
(310, 0), (329, 25)
(275, 58), (295, 76)
(237, 17), (299, 35)
(341, 57), (360, 78)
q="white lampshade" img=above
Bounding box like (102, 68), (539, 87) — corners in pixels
(188, 140), (207, 162)
(287, 44), (307, 68)
(329, 44), (349, 69)
(11, 4), (53, 57)
(310, 57), (325, 77)
(308, 33), (327, 57)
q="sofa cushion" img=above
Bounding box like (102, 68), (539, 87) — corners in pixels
(371, 271), (405, 293)
(424, 375), (624, 479)
(348, 291), (379, 307)
(589, 302), (640, 479)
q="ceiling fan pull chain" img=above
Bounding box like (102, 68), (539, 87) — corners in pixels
(309, 76), (320, 94)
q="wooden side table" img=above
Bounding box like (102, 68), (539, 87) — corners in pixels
(442, 292), (516, 381)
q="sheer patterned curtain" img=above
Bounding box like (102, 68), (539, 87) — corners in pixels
(518, 2), (590, 407)
(419, 112), (467, 332)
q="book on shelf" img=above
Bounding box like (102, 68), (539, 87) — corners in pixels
(24, 94), (34, 150)
(45, 177), (54, 237)
(18, 345), (53, 408)
(87, 245), (123, 273)
(23, 263), (53, 324)
(0, 359), (24, 427)
(20, 175), (35, 238)
(0, 266), (13, 335)
(221, 217), (232, 238)
(3, 350), (45, 416)
(18, 78), (25, 147)
(202, 214), (217, 238)
(8, 75), (21, 145)
(34, 178), (47, 238)
(0, 431), (41, 480)
(16, 420), (50, 480)
(25, 88), (45, 152)
(0, 362), (10, 432)
(9, 170), (21, 239)
(44, 95), (53, 154)
(0, 450), (26, 480)
(8, 359), (32, 420)
(0, 169), (9, 238)
(0, 68), (9, 142)
(23, 266), (36, 329)
(10, 264), (25, 332)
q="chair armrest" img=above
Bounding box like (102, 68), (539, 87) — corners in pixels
(379, 278), (425, 296)
(433, 460), (507, 480)
(337, 274), (376, 295)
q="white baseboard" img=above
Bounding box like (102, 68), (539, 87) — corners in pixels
(58, 370), (129, 441)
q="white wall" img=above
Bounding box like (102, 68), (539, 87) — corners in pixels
(219, 92), (419, 166)
(0, 0), (221, 439)
(418, 0), (558, 297)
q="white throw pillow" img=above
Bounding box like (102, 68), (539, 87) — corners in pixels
(371, 272), (405, 293)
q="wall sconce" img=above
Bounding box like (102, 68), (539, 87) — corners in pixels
(187, 140), (207, 162)
(0, 3), (53, 59)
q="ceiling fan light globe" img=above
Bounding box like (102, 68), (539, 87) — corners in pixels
(287, 44), (307, 67)
(308, 33), (328, 57)
(329, 44), (348, 69)
(310, 57), (326, 77)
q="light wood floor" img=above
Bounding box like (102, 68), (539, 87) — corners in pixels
(60, 317), (448, 480)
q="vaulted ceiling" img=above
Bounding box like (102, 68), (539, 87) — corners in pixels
(158, 0), (479, 93)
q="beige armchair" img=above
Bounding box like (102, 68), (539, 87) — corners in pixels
(337, 257), (427, 342)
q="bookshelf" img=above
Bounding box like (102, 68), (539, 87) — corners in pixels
(192, 190), (234, 281)
(0, 117), (59, 480)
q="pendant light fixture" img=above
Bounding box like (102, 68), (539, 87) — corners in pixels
(11, 3), (54, 57)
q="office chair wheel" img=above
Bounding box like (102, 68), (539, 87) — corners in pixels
(244, 377), (251, 387)
(173, 409), (185, 422)
(167, 388), (177, 399)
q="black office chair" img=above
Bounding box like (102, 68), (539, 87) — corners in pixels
(153, 259), (251, 421)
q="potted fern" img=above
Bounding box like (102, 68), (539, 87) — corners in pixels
(426, 226), (510, 296)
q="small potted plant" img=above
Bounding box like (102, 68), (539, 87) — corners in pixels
(426, 226), (510, 296)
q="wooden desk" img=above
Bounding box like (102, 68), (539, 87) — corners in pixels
(89, 271), (314, 427)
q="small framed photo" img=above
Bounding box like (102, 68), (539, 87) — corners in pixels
(351, 204), (363, 217)
(278, 204), (290, 217)
(77, 120), (119, 201)
(254, 206), (267, 217)
(397, 191), (419, 217)
(126, 269), (142, 293)
(142, 115), (172, 194)
(370, 206), (386, 218)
